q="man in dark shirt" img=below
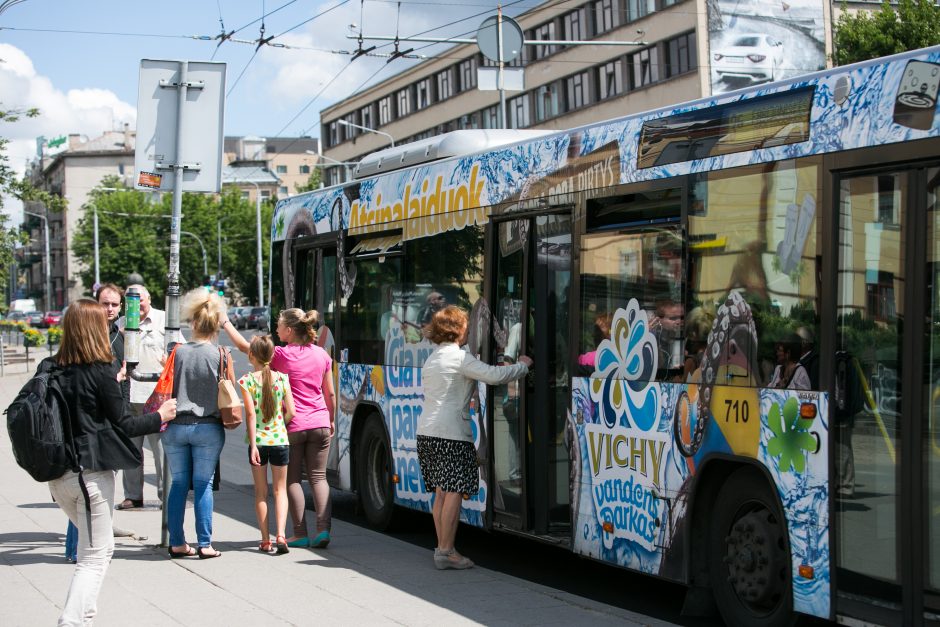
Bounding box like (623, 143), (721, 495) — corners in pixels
(96, 283), (127, 399)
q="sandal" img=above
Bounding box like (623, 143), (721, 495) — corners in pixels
(197, 547), (222, 559)
(116, 499), (143, 510)
(258, 541), (274, 553)
(168, 545), (196, 559)
(275, 536), (289, 555)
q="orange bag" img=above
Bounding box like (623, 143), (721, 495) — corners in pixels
(143, 346), (177, 431)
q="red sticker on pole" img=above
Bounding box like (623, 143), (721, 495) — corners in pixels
(137, 171), (163, 189)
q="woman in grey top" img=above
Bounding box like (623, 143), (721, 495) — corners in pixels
(164, 289), (235, 559)
(418, 306), (532, 570)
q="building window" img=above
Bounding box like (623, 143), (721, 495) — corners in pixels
(415, 78), (432, 110)
(328, 122), (339, 146)
(437, 68), (454, 100)
(665, 32), (696, 78)
(535, 82), (560, 121)
(564, 8), (588, 41)
(276, 164), (288, 174)
(867, 271), (896, 322)
(630, 46), (660, 89)
(566, 71), (591, 110)
(482, 105), (500, 129)
(459, 56), (478, 91)
(625, 0), (655, 22)
(594, 0), (619, 34)
(598, 59), (624, 99)
(530, 22), (558, 60)
(342, 113), (358, 140)
(457, 112), (480, 129)
(509, 94), (530, 129)
(360, 104), (375, 130)
(279, 186), (289, 195)
(260, 190), (271, 199)
(378, 95), (394, 125)
(299, 165), (311, 174)
(328, 168), (342, 187)
(397, 88), (412, 117)
(241, 191), (250, 200)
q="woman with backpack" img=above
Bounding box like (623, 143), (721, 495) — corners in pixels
(46, 299), (177, 626)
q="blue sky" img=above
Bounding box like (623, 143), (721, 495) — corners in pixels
(0, 0), (533, 188)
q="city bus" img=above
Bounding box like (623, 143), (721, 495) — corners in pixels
(270, 45), (940, 626)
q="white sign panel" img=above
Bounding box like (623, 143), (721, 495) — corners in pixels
(134, 59), (226, 193)
(477, 67), (525, 91)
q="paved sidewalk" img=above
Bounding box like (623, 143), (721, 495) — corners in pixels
(0, 370), (677, 626)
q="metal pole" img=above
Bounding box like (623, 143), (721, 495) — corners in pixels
(24, 210), (51, 311)
(497, 6), (507, 130)
(93, 205), (100, 290)
(216, 219), (222, 276)
(254, 185), (264, 307)
(161, 60), (189, 548)
(181, 231), (208, 277)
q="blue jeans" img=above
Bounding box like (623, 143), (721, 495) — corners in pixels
(162, 422), (225, 547)
(65, 520), (78, 561)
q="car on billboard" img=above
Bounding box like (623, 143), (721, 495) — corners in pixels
(713, 34), (784, 83)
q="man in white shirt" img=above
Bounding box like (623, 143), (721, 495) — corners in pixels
(116, 284), (166, 510)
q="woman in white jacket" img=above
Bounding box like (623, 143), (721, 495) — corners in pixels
(418, 305), (532, 570)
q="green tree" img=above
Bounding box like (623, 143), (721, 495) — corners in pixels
(834, 0), (940, 65)
(72, 177), (273, 306)
(294, 167), (322, 194)
(0, 106), (65, 293)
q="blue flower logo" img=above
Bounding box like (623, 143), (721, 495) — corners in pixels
(589, 300), (661, 431)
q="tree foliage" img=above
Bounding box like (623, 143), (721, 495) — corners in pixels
(294, 167), (322, 194)
(834, 0), (940, 65)
(0, 106), (66, 292)
(72, 176), (273, 306)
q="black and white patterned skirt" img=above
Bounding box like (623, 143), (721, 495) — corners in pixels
(416, 435), (480, 496)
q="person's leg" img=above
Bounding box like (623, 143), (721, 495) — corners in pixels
(437, 491), (463, 552)
(271, 463), (289, 541)
(432, 488), (445, 549)
(286, 430), (309, 541)
(120, 434), (146, 506)
(250, 461), (270, 543)
(162, 425), (193, 550)
(308, 427), (332, 536)
(51, 470), (116, 626)
(65, 521), (78, 562)
(191, 423), (225, 550)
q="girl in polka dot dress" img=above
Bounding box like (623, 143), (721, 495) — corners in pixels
(238, 336), (296, 554)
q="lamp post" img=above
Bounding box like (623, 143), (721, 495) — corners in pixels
(180, 231), (208, 277)
(245, 182), (265, 307)
(22, 209), (51, 311)
(337, 119), (395, 147)
(88, 187), (120, 291)
(304, 150), (357, 185)
(216, 214), (234, 277)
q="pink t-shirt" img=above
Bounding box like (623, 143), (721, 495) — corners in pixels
(271, 343), (332, 432)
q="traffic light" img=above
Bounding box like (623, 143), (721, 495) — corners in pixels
(214, 277), (226, 297)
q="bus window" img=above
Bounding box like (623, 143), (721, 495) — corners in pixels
(688, 160), (821, 388)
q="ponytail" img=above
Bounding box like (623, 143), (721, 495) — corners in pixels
(260, 364), (276, 423)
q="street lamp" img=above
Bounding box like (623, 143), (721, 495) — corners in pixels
(180, 231), (208, 277)
(22, 209), (51, 311)
(216, 214), (234, 277)
(88, 187), (120, 290)
(337, 119), (395, 147)
(304, 150), (357, 185)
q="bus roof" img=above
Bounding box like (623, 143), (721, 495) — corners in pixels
(273, 44), (940, 244)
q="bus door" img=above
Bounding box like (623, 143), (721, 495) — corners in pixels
(833, 163), (940, 624)
(490, 213), (572, 536)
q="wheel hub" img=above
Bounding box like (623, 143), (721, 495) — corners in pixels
(724, 509), (784, 609)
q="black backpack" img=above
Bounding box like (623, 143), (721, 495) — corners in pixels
(834, 351), (867, 422)
(5, 362), (79, 482)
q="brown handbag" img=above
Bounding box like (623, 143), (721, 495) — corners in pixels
(217, 347), (242, 430)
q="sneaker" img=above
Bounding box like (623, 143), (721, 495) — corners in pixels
(311, 531), (331, 549)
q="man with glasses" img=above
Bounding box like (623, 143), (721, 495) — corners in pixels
(116, 283), (166, 510)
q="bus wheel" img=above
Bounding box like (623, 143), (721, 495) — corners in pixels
(708, 468), (794, 627)
(356, 416), (395, 530)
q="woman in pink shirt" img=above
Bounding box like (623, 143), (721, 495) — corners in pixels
(221, 308), (335, 548)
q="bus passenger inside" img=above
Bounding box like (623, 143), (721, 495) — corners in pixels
(577, 312), (612, 375)
(650, 298), (685, 381)
(769, 333), (811, 390)
(683, 305), (715, 383)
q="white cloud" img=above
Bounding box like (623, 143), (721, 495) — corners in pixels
(0, 43), (137, 221)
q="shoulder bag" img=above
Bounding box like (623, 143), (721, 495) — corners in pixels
(217, 347), (242, 430)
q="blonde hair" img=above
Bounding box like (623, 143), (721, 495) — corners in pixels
(57, 299), (114, 366)
(278, 308), (318, 345)
(249, 335), (277, 423)
(425, 305), (467, 344)
(182, 288), (226, 338)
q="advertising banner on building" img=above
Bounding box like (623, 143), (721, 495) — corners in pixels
(707, 0), (827, 95)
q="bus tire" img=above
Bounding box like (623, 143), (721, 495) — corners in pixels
(708, 468), (794, 627)
(356, 416), (396, 530)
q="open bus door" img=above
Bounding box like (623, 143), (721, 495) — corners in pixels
(489, 212), (573, 537)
